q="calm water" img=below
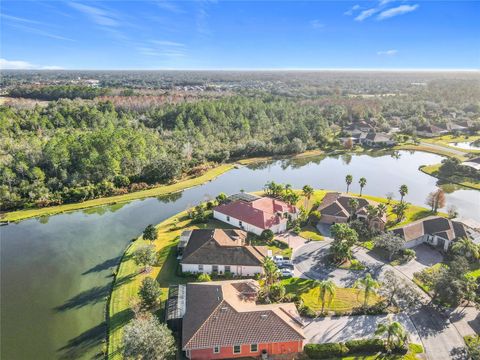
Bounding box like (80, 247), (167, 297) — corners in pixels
(450, 141), (480, 150)
(1, 151), (479, 360)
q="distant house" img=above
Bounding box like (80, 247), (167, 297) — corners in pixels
(179, 229), (269, 276)
(213, 194), (299, 235)
(181, 280), (305, 359)
(317, 192), (386, 231)
(445, 122), (469, 133)
(360, 132), (397, 147)
(416, 124), (448, 137)
(461, 156), (480, 171)
(392, 216), (472, 251)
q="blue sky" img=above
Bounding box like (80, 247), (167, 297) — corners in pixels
(1, 1), (479, 70)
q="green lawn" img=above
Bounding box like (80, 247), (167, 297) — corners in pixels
(394, 143), (466, 160)
(421, 164), (480, 191)
(281, 278), (382, 314)
(1, 164), (234, 223)
(422, 134), (480, 154)
(299, 225), (324, 241)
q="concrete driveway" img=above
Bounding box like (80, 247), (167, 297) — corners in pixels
(304, 313), (421, 345)
(394, 244), (443, 280)
(275, 232), (307, 252)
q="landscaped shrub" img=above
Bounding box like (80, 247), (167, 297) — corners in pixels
(345, 339), (386, 353)
(260, 229), (274, 242)
(304, 343), (349, 359)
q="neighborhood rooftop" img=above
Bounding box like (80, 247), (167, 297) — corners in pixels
(392, 216), (469, 242)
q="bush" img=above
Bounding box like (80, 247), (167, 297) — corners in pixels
(197, 273), (211, 282)
(402, 248), (416, 261)
(345, 339), (385, 353)
(304, 343), (349, 359)
(260, 229), (274, 242)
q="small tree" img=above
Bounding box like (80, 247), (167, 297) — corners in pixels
(263, 257), (279, 288)
(399, 184), (408, 203)
(197, 273), (212, 282)
(425, 189), (446, 213)
(309, 210), (321, 225)
(269, 283), (286, 302)
(134, 245), (156, 272)
(451, 237), (480, 262)
(374, 233), (406, 261)
(359, 177), (367, 196)
(375, 320), (408, 352)
(354, 273), (380, 307)
(348, 198), (359, 220)
(123, 315), (176, 360)
(260, 229), (275, 243)
(330, 223), (358, 263)
(392, 202), (409, 223)
(138, 277), (162, 308)
(215, 192), (228, 205)
(143, 224), (157, 243)
(316, 279), (336, 315)
(379, 270), (420, 311)
(345, 174), (353, 193)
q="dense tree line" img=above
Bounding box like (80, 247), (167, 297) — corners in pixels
(8, 85), (109, 101)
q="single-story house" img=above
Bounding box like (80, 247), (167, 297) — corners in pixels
(213, 194), (299, 235)
(462, 156), (480, 171)
(317, 192), (387, 231)
(182, 280), (305, 360)
(360, 132), (397, 147)
(179, 229), (269, 276)
(392, 216), (471, 251)
(416, 124), (448, 137)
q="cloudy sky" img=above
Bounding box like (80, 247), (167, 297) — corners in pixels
(1, 1), (478, 70)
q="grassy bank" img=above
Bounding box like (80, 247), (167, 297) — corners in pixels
(237, 149), (324, 165)
(421, 134), (480, 153)
(1, 164), (234, 223)
(394, 143), (466, 160)
(420, 164), (480, 190)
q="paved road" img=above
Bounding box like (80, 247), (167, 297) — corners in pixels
(293, 241), (472, 359)
(420, 141), (466, 157)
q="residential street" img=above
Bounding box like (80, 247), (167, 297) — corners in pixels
(292, 238), (476, 360)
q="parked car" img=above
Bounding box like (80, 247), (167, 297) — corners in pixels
(278, 263), (294, 270)
(280, 268), (294, 277)
(273, 255), (284, 264)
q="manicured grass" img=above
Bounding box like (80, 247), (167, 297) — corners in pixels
(281, 278), (381, 313)
(324, 343), (424, 360)
(420, 164), (480, 190)
(237, 149), (324, 165)
(394, 143), (466, 160)
(1, 164), (234, 223)
(299, 225), (324, 241)
(422, 134), (480, 153)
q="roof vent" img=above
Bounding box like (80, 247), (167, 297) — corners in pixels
(221, 307), (228, 311)
(260, 314), (268, 319)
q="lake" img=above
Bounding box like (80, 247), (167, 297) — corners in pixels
(1, 150), (479, 360)
(450, 141), (480, 150)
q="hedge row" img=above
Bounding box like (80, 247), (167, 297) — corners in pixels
(304, 339), (405, 359)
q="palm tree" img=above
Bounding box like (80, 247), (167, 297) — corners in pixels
(354, 273), (380, 307)
(302, 185), (314, 209)
(348, 198), (359, 220)
(345, 174), (353, 193)
(392, 202), (409, 223)
(399, 185), (408, 203)
(359, 177), (367, 196)
(263, 258), (279, 287)
(375, 320), (408, 352)
(451, 237), (480, 261)
(376, 203), (387, 218)
(316, 279), (336, 315)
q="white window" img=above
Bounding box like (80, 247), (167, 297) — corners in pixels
(225, 265), (231, 273)
(233, 345), (241, 354)
(198, 264), (204, 272)
(212, 265), (218, 272)
(213, 346), (220, 354)
(250, 344), (258, 352)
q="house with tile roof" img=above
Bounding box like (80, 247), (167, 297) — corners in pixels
(317, 192), (387, 231)
(179, 229), (270, 276)
(181, 280), (305, 359)
(392, 216), (472, 251)
(213, 195), (299, 235)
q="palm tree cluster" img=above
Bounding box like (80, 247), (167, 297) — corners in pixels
(264, 181), (300, 205)
(375, 319), (409, 352)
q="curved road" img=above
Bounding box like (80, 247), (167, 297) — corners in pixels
(293, 240), (469, 360)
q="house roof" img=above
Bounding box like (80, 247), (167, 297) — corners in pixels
(181, 229), (268, 266)
(182, 280), (305, 350)
(417, 124), (447, 134)
(317, 192), (386, 222)
(365, 132), (393, 142)
(214, 197), (297, 230)
(392, 216), (469, 242)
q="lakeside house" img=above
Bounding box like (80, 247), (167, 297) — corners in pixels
(361, 132), (397, 147)
(317, 192), (387, 231)
(213, 194), (299, 235)
(462, 156), (480, 171)
(416, 124), (448, 137)
(179, 280), (305, 359)
(392, 216), (475, 251)
(178, 229), (269, 276)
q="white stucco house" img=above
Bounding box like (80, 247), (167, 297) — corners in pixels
(213, 194), (299, 236)
(178, 229), (270, 276)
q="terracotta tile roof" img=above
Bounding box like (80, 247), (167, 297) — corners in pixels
(393, 216), (470, 242)
(214, 197), (297, 230)
(182, 280), (305, 350)
(181, 229), (268, 266)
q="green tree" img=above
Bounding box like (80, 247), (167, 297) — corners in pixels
(330, 223), (358, 263)
(302, 185), (314, 209)
(375, 320), (408, 352)
(345, 174), (353, 193)
(123, 314), (176, 360)
(348, 198), (359, 220)
(451, 237), (480, 262)
(358, 177), (367, 196)
(215, 192), (228, 205)
(143, 224), (157, 243)
(399, 184), (408, 203)
(316, 279), (336, 315)
(354, 273), (380, 307)
(134, 245), (156, 272)
(392, 202), (409, 223)
(138, 277), (162, 308)
(263, 257), (279, 287)
(260, 229), (275, 242)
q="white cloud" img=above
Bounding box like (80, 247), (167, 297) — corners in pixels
(0, 58), (63, 70)
(155, 0), (184, 13)
(377, 49), (398, 56)
(355, 8), (378, 21)
(379, 0), (396, 5)
(344, 4), (361, 16)
(1, 14), (45, 26)
(310, 20), (325, 29)
(377, 4), (419, 20)
(151, 40), (185, 47)
(69, 2), (119, 27)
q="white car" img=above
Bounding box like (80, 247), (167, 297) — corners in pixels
(280, 268), (294, 277)
(273, 255), (284, 264)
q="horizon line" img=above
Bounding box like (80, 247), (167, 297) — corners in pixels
(1, 68), (479, 72)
